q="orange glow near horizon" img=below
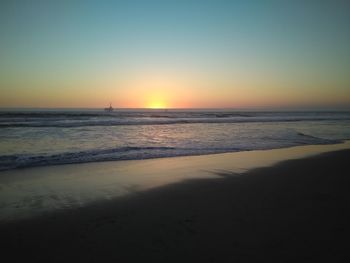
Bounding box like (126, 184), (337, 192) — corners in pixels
(1, 67), (349, 109)
(118, 70), (197, 109)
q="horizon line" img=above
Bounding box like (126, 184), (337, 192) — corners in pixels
(1, 106), (350, 111)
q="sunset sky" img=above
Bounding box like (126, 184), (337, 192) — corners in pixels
(0, 0), (349, 109)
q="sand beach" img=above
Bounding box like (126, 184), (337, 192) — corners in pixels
(1, 142), (350, 262)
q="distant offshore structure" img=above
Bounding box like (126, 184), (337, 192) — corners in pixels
(104, 103), (114, 112)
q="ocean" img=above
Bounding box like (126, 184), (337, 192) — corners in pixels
(1, 109), (350, 171)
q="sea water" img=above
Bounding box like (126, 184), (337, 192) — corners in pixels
(1, 109), (350, 171)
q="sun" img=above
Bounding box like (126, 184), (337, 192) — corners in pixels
(146, 93), (168, 109)
(147, 101), (167, 109)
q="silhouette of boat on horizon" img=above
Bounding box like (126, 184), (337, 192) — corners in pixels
(104, 103), (114, 112)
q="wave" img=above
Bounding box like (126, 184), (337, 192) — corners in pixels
(0, 111), (254, 118)
(1, 110), (350, 127)
(0, 146), (227, 171)
(0, 132), (341, 171)
(1, 116), (350, 128)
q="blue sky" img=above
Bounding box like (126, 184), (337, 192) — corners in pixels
(1, 0), (349, 108)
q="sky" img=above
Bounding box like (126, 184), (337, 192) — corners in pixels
(0, 0), (349, 109)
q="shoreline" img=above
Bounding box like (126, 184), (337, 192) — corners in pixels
(0, 141), (350, 222)
(0, 139), (346, 172)
(1, 148), (350, 262)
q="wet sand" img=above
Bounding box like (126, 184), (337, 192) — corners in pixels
(1, 149), (350, 262)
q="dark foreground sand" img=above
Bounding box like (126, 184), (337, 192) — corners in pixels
(1, 150), (350, 263)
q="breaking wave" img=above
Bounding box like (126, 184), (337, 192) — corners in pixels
(0, 131), (341, 171)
